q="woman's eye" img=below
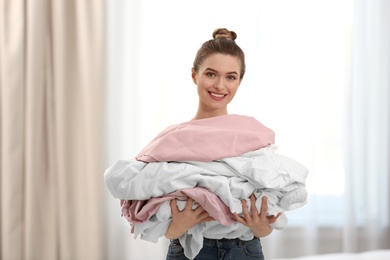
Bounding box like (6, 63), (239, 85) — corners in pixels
(227, 75), (237, 80)
(206, 72), (216, 77)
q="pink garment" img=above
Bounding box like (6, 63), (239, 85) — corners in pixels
(121, 114), (275, 234)
(121, 187), (236, 227)
(136, 114), (275, 162)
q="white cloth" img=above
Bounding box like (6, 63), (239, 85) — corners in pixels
(105, 145), (309, 259)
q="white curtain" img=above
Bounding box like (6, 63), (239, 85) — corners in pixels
(104, 0), (390, 259)
(344, 0), (390, 251)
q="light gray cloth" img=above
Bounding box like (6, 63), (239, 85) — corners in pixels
(104, 145), (309, 259)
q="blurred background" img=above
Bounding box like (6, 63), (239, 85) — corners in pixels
(1, 0), (389, 259)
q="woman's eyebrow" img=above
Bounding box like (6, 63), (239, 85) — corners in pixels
(205, 68), (218, 72)
(205, 68), (238, 75)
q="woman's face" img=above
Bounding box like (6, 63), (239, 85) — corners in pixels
(192, 53), (241, 118)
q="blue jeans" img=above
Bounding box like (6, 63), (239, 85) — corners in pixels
(166, 237), (264, 260)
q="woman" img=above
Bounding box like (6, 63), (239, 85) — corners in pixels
(105, 28), (308, 260)
(164, 28), (281, 259)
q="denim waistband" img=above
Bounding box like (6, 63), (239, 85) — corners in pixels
(202, 237), (259, 247)
(170, 237), (259, 247)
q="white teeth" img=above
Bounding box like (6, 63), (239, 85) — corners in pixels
(211, 93), (225, 98)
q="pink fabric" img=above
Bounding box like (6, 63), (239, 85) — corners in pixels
(121, 114), (275, 233)
(136, 114), (275, 162)
(121, 187), (236, 227)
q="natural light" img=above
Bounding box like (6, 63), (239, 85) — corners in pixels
(104, 1), (389, 259)
(107, 0), (353, 226)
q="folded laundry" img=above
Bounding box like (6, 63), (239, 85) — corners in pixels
(121, 187), (236, 227)
(104, 114), (309, 259)
(136, 114), (275, 163)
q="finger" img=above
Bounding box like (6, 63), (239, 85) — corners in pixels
(249, 195), (260, 222)
(241, 199), (252, 219)
(260, 197), (268, 220)
(241, 199), (254, 225)
(170, 199), (179, 215)
(184, 197), (194, 210)
(193, 204), (206, 214)
(268, 212), (282, 224)
(233, 212), (247, 226)
(195, 207), (208, 217)
(194, 206), (215, 223)
(250, 194), (258, 214)
(201, 216), (215, 222)
(198, 211), (213, 221)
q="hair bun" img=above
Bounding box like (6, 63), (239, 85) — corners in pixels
(212, 28), (237, 41)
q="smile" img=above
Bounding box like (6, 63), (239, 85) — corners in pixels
(210, 92), (226, 98)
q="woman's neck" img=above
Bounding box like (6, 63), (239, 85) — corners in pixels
(192, 110), (228, 120)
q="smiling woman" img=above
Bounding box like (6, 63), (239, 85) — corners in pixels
(104, 27), (307, 260)
(192, 32), (245, 119)
(105, 0), (390, 259)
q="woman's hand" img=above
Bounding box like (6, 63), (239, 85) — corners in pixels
(233, 194), (282, 238)
(164, 197), (214, 239)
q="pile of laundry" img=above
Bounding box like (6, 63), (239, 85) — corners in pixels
(104, 114), (309, 259)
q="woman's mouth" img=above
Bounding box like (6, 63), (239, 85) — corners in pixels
(209, 92), (226, 100)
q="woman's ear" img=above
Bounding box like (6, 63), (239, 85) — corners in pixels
(191, 68), (197, 84)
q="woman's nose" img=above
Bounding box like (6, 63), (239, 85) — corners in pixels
(213, 78), (225, 91)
